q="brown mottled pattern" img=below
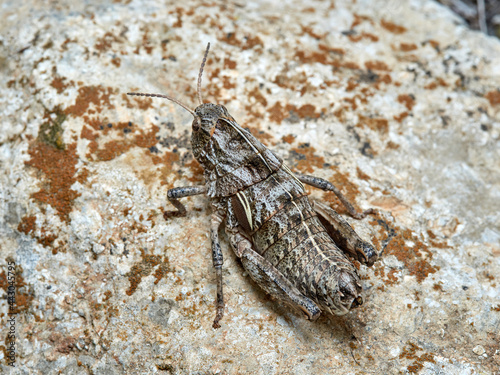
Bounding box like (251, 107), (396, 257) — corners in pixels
(251, 195), (314, 251)
(198, 117), (282, 197)
(225, 163), (360, 312)
(260, 216), (325, 260)
(188, 103), (363, 316)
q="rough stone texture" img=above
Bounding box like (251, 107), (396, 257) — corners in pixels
(1, 0), (499, 374)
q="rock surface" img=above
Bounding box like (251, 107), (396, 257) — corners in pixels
(1, 0), (499, 374)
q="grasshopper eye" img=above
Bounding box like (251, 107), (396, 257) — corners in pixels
(192, 118), (200, 131)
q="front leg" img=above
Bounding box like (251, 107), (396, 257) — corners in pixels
(295, 173), (375, 219)
(164, 185), (207, 219)
(313, 201), (378, 266)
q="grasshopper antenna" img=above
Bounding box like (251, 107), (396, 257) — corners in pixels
(127, 92), (197, 118)
(197, 42), (210, 105)
(127, 43), (211, 118)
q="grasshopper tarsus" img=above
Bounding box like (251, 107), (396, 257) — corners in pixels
(352, 208), (377, 220)
(212, 305), (224, 329)
(163, 185), (207, 219)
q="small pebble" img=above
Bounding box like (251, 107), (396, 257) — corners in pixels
(472, 345), (485, 356)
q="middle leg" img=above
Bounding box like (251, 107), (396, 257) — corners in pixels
(313, 200), (378, 266)
(226, 227), (322, 320)
(210, 207), (226, 329)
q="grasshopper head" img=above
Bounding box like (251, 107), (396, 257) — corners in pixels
(192, 103), (231, 134)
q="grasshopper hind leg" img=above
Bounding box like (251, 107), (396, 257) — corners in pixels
(227, 228), (322, 321)
(313, 200), (378, 266)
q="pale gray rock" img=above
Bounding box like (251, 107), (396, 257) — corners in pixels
(1, 0), (499, 374)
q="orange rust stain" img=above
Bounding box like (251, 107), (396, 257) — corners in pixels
(209, 66), (221, 80)
(81, 125), (98, 141)
(272, 70), (323, 95)
(268, 102), (321, 124)
(301, 25), (326, 39)
(348, 32), (379, 43)
(346, 79), (359, 92)
(248, 87), (268, 107)
(126, 250), (171, 295)
(365, 60), (390, 71)
(385, 269), (399, 286)
(92, 139), (131, 161)
(376, 73), (392, 85)
(394, 111), (409, 123)
(424, 78), (448, 90)
(433, 282), (443, 291)
(386, 140), (400, 150)
(111, 57), (121, 67)
(343, 97), (358, 111)
(65, 85), (116, 118)
(95, 32), (120, 52)
(485, 90), (500, 106)
(322, 166), (365, 215)
(0, 265), (34, 314)
(294, 104), (320, 119)
(223, 58), (237, 69)
(358, 115), (389, 134)
(356, 167), (370, 181)
(124, 94), (153, 111)
(381, 19), (407, 34)
(399, 342), (436, 373)
(351, 13), (373, 28)
(342, 61), (361, 70)
(17, 215), (36, 235)
(222, 76), (236, 90)
(290, 144), (325, 174)
(185, 158), (205, 183)
(151, 150), (180, 166)
(51, 77), (71, 94)
(26, 143), (80, 223)
(224, 33), (263, 50)
(134, 125), (159, 148)
(282, 134), (296, 144)
(295, 49), (360, 71)
(268, 102), (287, 124)
(397, 94), (415, 111)
(171, 7), (184, 28)
(18, 215), (57, 248)
(84, 122), (159, 162)
(380, 226), (440, 283)
(318, 44), (345, 55)
(400, 43), (418, 52)
(428, 40), (440, 49)
(295, 50), (329, 65)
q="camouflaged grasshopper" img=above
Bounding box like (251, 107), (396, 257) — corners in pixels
(128, 43), (379, 328)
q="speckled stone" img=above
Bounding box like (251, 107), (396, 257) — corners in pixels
(1, 0), (499, 374)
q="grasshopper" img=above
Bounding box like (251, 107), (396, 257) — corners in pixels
(128, 43), (379, 328)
